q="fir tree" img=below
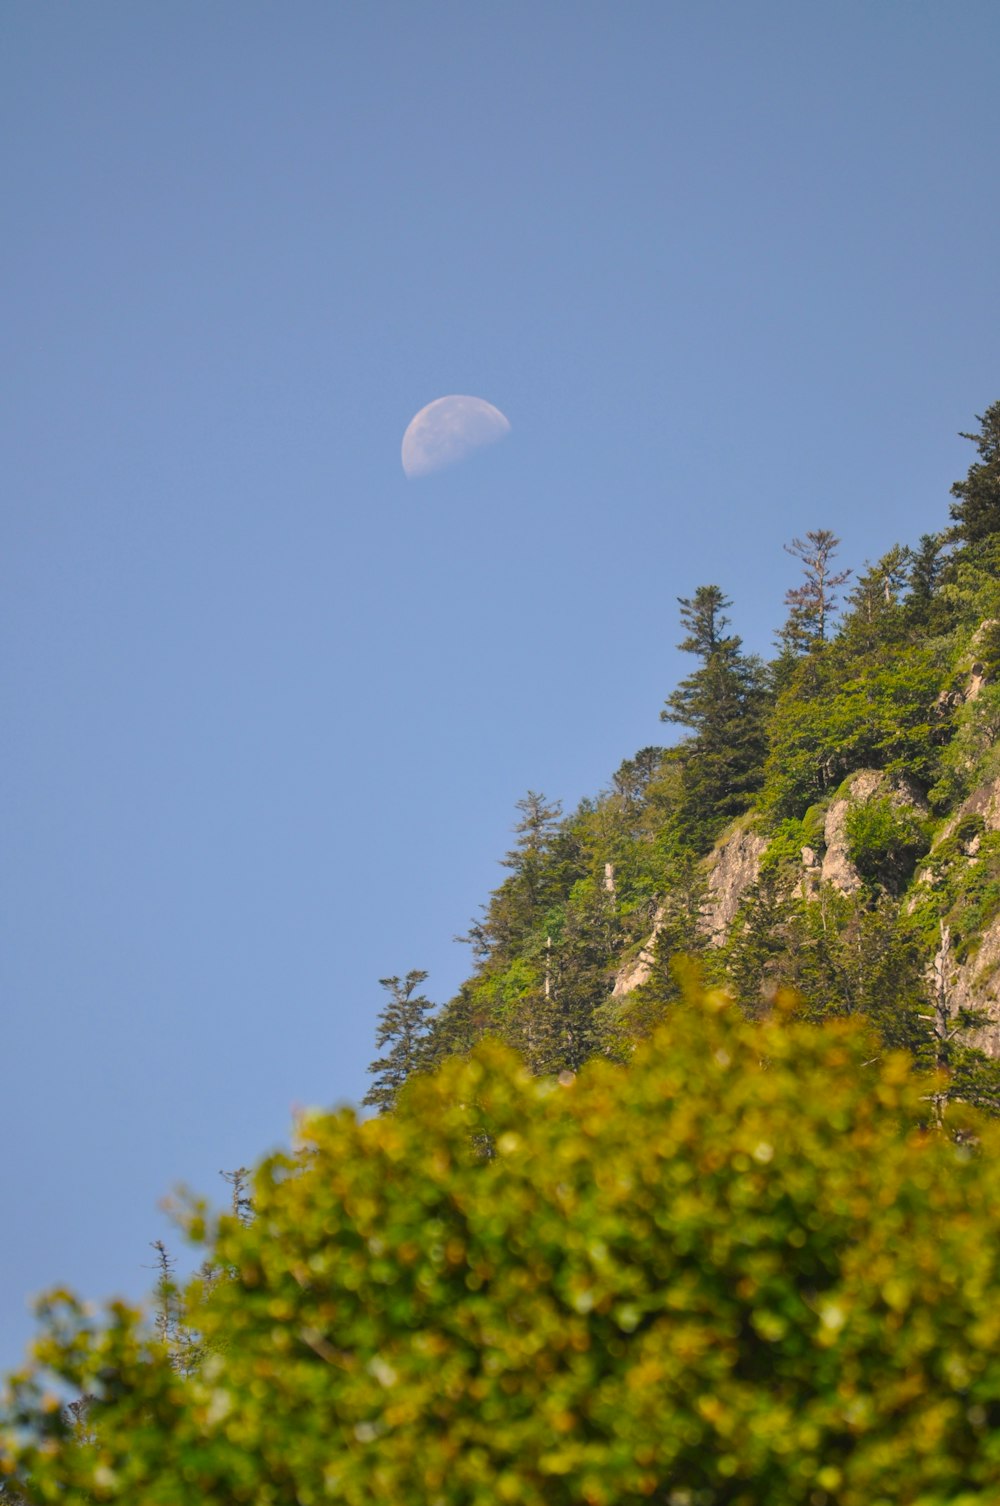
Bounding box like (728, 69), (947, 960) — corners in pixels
(661, 587), (768, 845)
(949, 401), (1000, 547)
(778, 529), (851, 652)
(363, 971), (435, 1113)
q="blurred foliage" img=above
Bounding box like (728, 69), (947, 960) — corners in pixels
(6, 994), (1000, 1505)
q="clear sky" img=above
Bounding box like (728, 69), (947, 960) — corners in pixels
(3, 1), (998, 1371)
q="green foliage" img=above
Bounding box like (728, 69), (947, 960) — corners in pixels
(949, 401), (1000, 548)
(763, 645), (948, 818)
(759, 817), (809, 877)
(662, 586), (769, 845)
(929, 683), (1000, 811)
(363, 971), (436, 1114)
(941, 832), (1000, 965)
(844, 796), (931, 893)
(7, 999), (1000, 1505)
(778, 529), (851, 652)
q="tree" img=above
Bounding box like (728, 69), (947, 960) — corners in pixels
(500, 791), (564, 904)
(837, 545), (910, 656)
(477, 792), (569, 962)
(661, 587), (768, 843)
(778, 529), (851, 652)
(949, 400), (1000, 547)
(905, 531), (950, 631)
(362, 970), (435, 1113)
(7, 997), (1000, 1504)
(610, 746), (663, 812)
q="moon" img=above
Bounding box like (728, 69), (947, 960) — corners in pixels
(401, 395), (511, 479)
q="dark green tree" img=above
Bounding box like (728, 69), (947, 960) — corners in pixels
(661, 587), (768, 844)
(837, 545), (911, 656)
(480, 792), (568, 958)
(610, 746), (663, 812)
(905, 531), (950, 630)
(949, 401), (1000, 547)
(363, 970), (435, 1113)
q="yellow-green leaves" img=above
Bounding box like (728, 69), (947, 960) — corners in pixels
(4, 997), (1000, 1504)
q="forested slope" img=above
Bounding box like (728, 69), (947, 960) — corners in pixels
(369, 402), (1000, 1116)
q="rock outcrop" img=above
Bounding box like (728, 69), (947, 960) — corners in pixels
(820, 770), (929, 895)
(611, 820), (767, 998)
(942, 921), (1000, 1058)
(699, 823), (768, 945)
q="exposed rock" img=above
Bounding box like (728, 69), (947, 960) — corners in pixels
(939, 918), (1000, 1058)
(820, 770), (929, 895)
(915, 774), (1000, 888)
(955, 773), (1000, 833)
(610, 925), (660, 998)
(699, 823), (768, 946)
(610, 899), (666, 998)
(963, 619), (998, 704)
(799, 845), (822, 900)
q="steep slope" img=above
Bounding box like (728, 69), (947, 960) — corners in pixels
(366, 403), (1000, 1118)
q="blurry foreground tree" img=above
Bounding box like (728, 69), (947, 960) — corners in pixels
(5, 989), (1000, 1506)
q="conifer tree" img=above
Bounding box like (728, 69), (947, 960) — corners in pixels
(661, 587), (768, 845)
(904, 531), (951, 632)
(778, 529), (851, 652)
(482, 792), (567, 957)
(949, 401), (1000, 547)
(363, 970), (435, 1113)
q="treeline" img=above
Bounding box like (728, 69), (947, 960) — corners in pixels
(366, 402), (1000, 1111)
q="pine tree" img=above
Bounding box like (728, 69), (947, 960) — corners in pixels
(904, 531), (951, 633)
(481, 792), (567, 959)
(949, 401), (1000, 547)
(363, 971), (435, 1113)
(661, 587), (768, 845)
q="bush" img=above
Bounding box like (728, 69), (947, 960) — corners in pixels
(4, 997), (1000, 1505)
(844, 795), (930, 892)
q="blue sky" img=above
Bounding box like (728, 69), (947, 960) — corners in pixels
(2, 1), (998, 1371)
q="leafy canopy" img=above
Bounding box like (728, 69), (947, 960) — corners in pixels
(5, 993), (1000, 1506)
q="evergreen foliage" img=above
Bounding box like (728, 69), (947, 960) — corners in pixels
(949, 401), (1000, 547)
(363, 971), (436, 1113)
(661, 587), (769, 843)
(778, 529), (851, 652)
(407, 401), (1000, 1111)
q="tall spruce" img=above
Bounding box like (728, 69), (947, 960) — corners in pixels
(363, 970), (435, 1113)
(661, 587), (768, 845)
(949, 401), (1000, 547)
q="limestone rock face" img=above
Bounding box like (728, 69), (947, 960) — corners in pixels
(610, 923), (661, 999)
(940, 921), (1000, 1058)
(610, 819), (768, 999)
(700, 824), (769, 945)
(955, 773), (1000, 833)
(820, 770), (929, 895)
(917, 773), (1000, 1057)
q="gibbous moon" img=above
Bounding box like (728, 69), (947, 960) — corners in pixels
(401, 395), (511, 479)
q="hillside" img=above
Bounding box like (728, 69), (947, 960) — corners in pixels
(368, 402), (1000, 1116)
